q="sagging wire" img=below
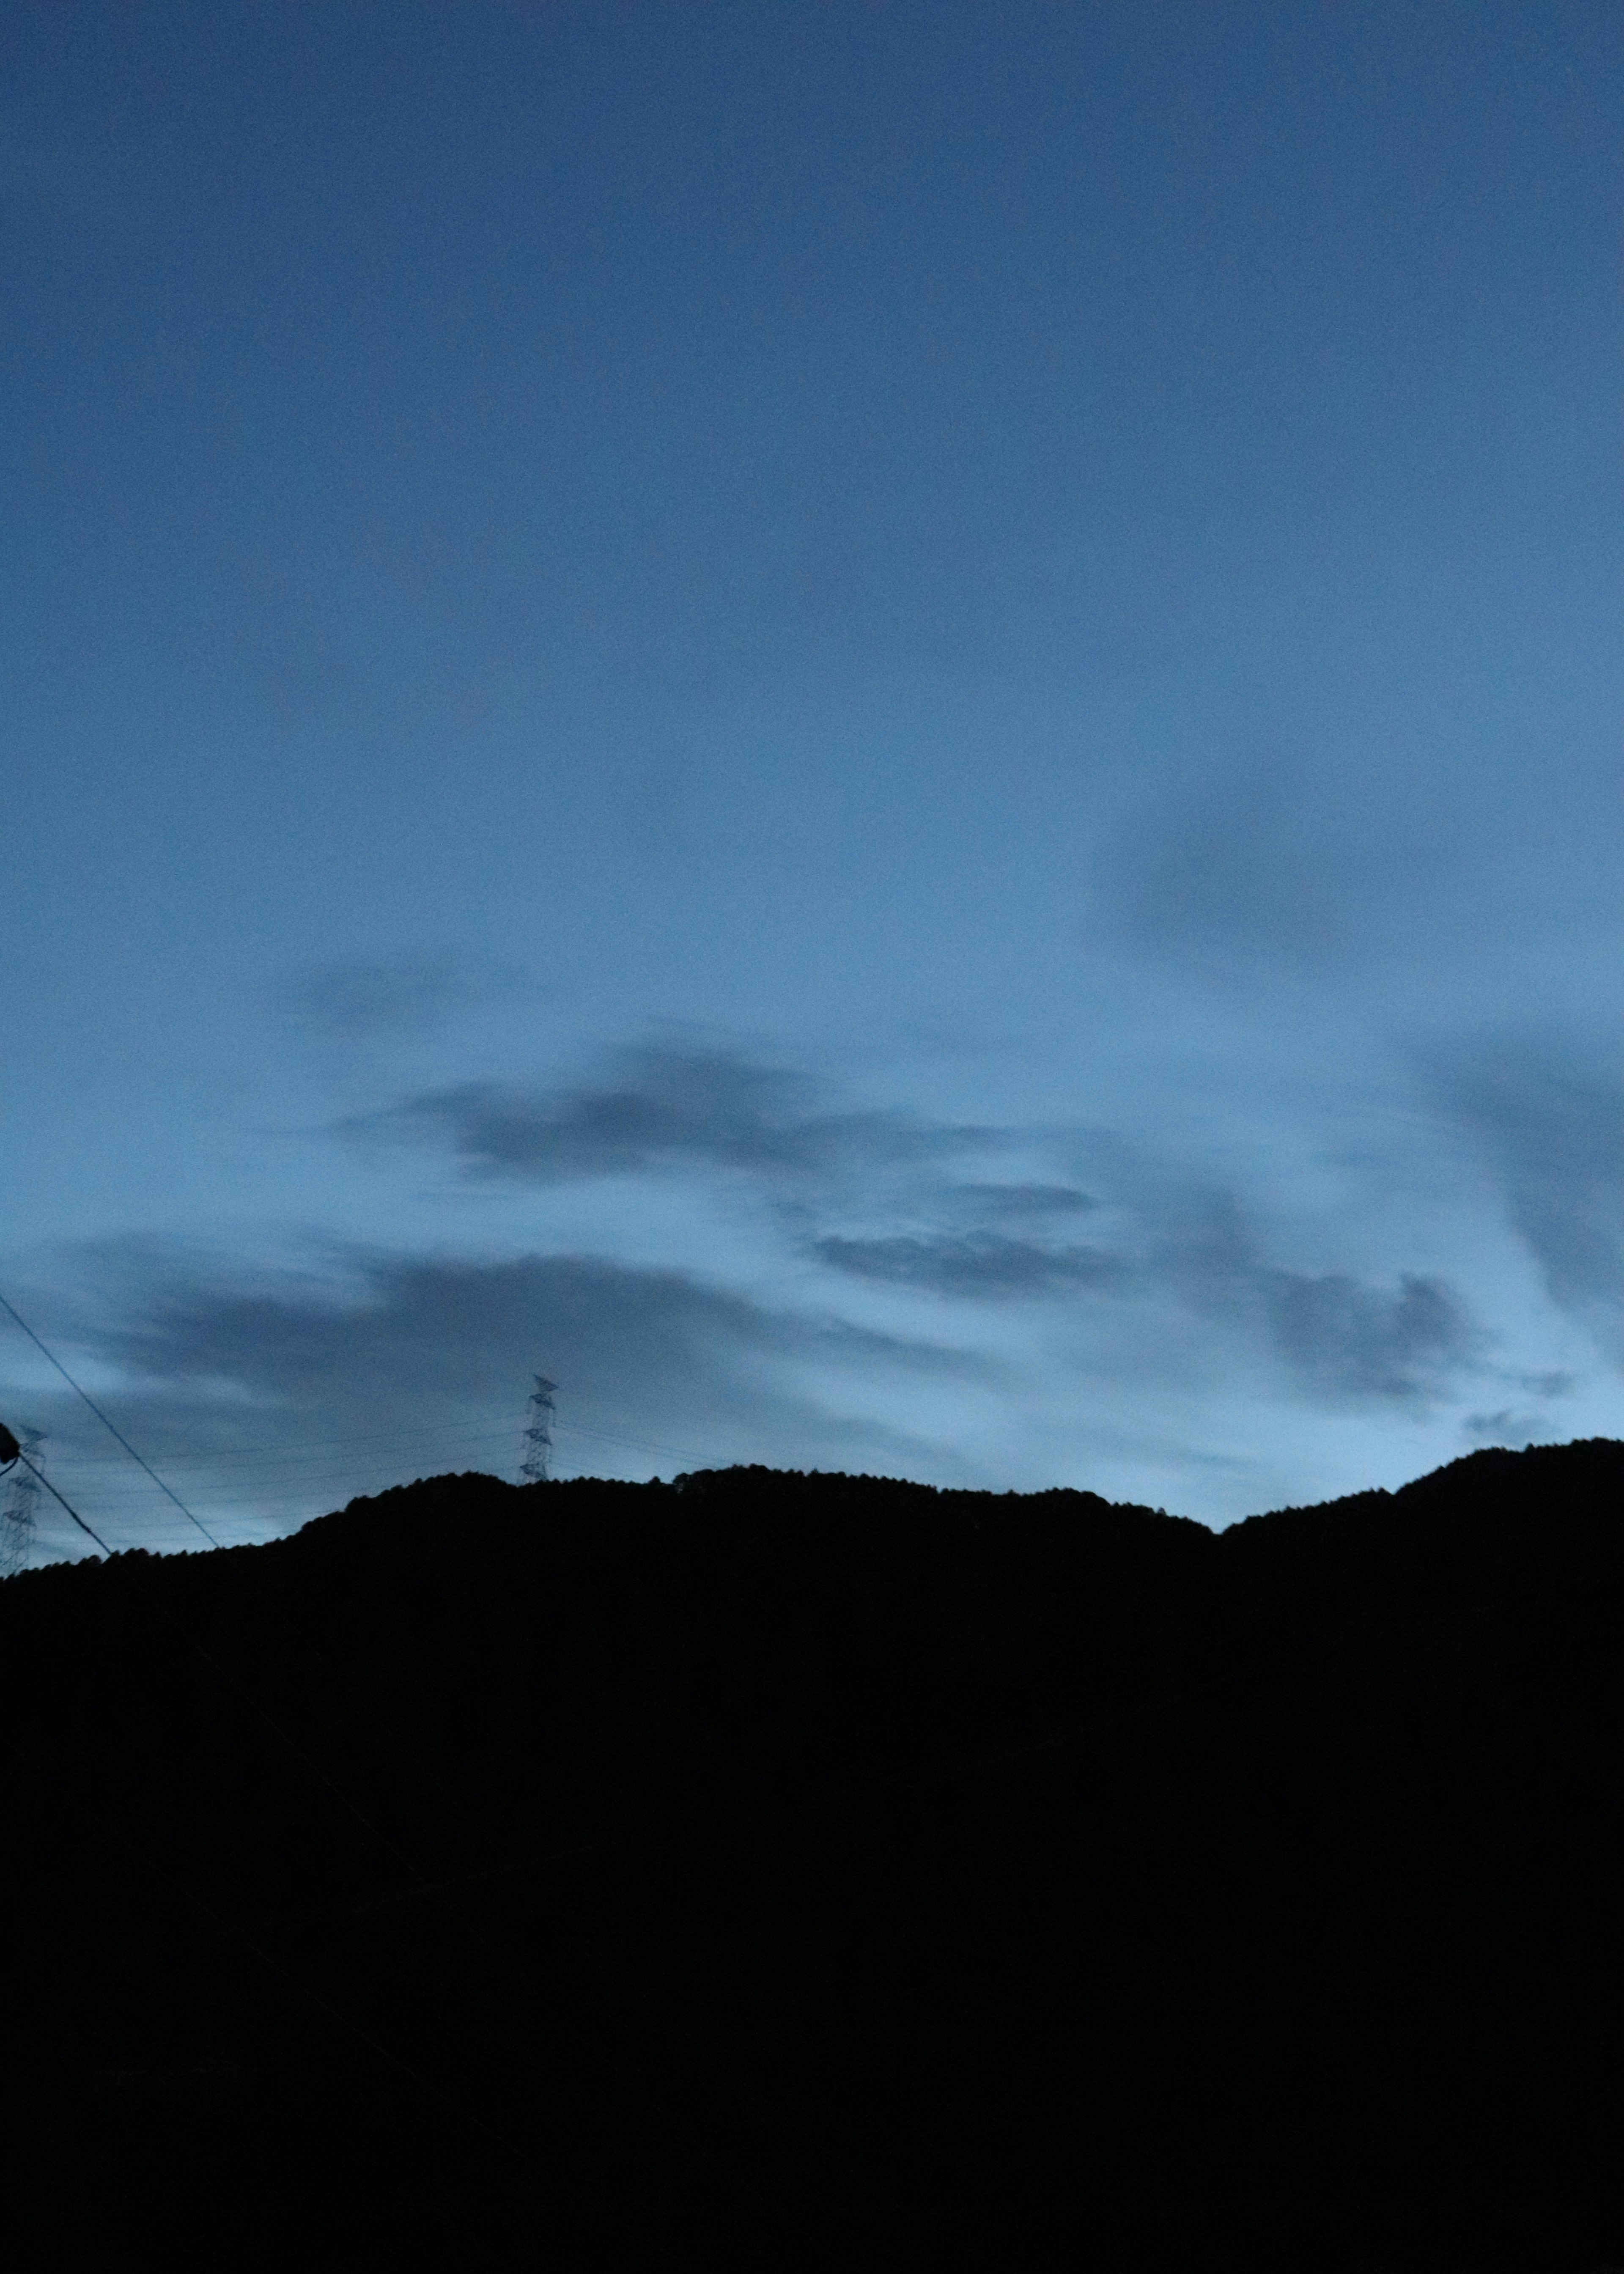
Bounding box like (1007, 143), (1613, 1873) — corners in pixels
(0, 1290), (220, 1546)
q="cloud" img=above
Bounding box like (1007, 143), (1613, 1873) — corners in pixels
(40, 1244), (982, 1520)
(1091, 753), (1358, 969)
(1462, 1409), (1549, 1447)
(3, 1026), (1503, 1554)
(1261, 1269), (1473, 1404)
(356, 1044), (993, 1188)
(815, 1232), (1125, 1301)
(810, 1154), (1473, 1396)
(1518, 1370), (1577, 1400)
(1147, 1186), (1476, 1406)
(945, 1184), (1097, 1221)
(1459, 1368), (1574, 1445)
(105, 1248), (970, 1405)
(1084, 741), (1487, 980)
(347, 1044), (1483, 1408)
(1434, 1036), (1624, 1361)
(284, 955), (489, 1044)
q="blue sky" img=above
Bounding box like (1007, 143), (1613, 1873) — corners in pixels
(3, 1), (1620, 1551)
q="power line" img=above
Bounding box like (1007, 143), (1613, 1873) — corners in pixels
(556, 1417), (732, 1467)
(0, 1429), (44, 1576)
(2, 1442), (428, 1886)
(120, 1418), (527, 1464)
(7, 1448), (770, 2214)
(0, 1350), (774, 2209)
(57, 1445), (514, 1488)
(8, 1452), (114, 1559)
(34, 1420), (726, 1495)
(0, 1283), (733, 1549)
(8, 1455), (780, 2225)
(21, 1412), (720, 1481)
(29, 1465), (497, 1512)
(0, 1291), (220, 1547)
(38, 1446), (505, 1501)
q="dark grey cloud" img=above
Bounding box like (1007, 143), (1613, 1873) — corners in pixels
(102, 1249), (972, 1413)
(1460, 1369), (1574, 1445)
(27, 1243), (982, 1533)
(1434, 1037), (1624, 1361)
(1462, 1410), (1549, 1447)
(357, 1045), (993, 1187)
(814, 1151), (1473, 1400)
(326, 1045), (1485, 1414)
(816, 1232), (1125, 1302)
(284, 955), (490, 1043)
(1261, 1269), (1473, 1405)
(1098, 754), (1350, 967)
(1147, 1187), (1475, 1407)
(1519, 1370), (1577, 1401)
(946, 1183), (1097, 1221)
(1085, 744), (1493, 978)
(1091, 714), (1618, 988)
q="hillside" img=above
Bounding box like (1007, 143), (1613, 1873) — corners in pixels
(3, 1441), (1622, 2269)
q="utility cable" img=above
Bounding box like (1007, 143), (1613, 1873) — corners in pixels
(4, 1447), (424, 1892)
(11, 1453), (114, 1560)
(0, 1298), (712, 1907)
(0, 1290), (221, 1546)
(556, 1417), (730, 1466)
(19, 1517), (781, 2221)
(0, 1434), (555, 2183)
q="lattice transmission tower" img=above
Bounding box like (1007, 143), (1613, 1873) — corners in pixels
(519, 1376), (557, 1484)
(0, 1429), (44, 1578)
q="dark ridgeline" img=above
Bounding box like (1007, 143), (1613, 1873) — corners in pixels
(1, 1443), (1621, 2269)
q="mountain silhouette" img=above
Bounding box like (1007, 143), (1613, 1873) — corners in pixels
(2, 1440), (1621, 2270)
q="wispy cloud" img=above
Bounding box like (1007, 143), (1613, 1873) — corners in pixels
(0, 1007), (1513, 1551)
(10, 1043), (1490, 1558)
(347, 1043), (1484, 1412)
(96, 1247), (975, 1421)
(815, 1232), (1125, 1301)
(0, 1239), (989, 1551)
(946, 1183), (1098, 1222)
(1261, 1269), (1473, 1404)
(1141, 1182), (1477, 1406)
(352, 1044), (994, 1188)
(283, 954), (494, 1044)
(1093, 752), (1353, 970)
(1431, 1034), (1624, 1365)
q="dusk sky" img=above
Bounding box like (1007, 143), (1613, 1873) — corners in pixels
(4, 1), (1620, 1555)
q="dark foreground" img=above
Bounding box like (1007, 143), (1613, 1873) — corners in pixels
(2, 1441), (1622, 2269)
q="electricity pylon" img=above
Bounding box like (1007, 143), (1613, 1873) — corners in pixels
(519, 1377), (557, 1484)
(0, 1429), (44, 1578)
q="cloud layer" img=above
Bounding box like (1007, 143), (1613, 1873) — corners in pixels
(815, 1232), (1125, 1301)
(1436, 1037), (1624, 1362)
(11, 1029), (1613, 1552)
(359, 1045), (988, 1189)
(350, 1044), (1488, 1412)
